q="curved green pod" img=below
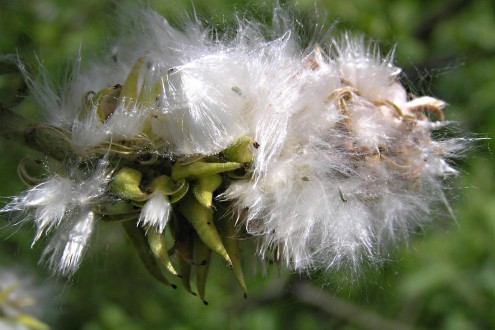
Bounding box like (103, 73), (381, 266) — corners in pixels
(222, 136), (254, 163)
(192, 174), (222, 208)
(110, 167), (148, 202)
(178, 195), (232, 267)
(147, 228), (180, 277)
(122, 221), (175, 288)
(171, 161), (241, 181)
(194, 237), (211, 305)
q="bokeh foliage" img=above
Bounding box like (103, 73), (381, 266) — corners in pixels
(1, 0), (494, 329)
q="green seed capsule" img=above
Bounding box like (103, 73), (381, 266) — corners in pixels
(194, 237), (211, 305)
(178, 195), (232, 267)
(192, 174), (222, 208)
(219, 212), (248, 298)
(110, 167), (148, 201)
(147, 228), (179, 277)
(93, 84), (122, 121)
(120, 57), (145, 102)
(222, 136), (254, 163)
(173, 225), (196, 295)
(152, 175), (185, 196)
(179, 254), (195, 296)
(122, 221), (175, 288)
(171, 161), (241, 181)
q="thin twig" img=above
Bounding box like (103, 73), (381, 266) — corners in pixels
(291, 281), (413, 330)
(0, 104), (74, 161)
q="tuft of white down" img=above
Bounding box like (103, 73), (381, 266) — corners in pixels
(2, 158), (111, 275)
(138, 192), (172, 233)
(221, 13), (462, 271)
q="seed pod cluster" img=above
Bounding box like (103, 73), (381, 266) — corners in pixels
(102, 117), (255, 301)
(89, 70), (257, 300)
(1, 7), (466, 304)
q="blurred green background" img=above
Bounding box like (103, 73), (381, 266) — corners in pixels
(1, 0), (494, 329)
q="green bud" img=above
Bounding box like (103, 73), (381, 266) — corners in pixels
(219, 209), (248, 298)
(110, 167), (148, 201)
(152, 175), (185, 195)
(147, 228), (180, 277)
(222, 136), (254, 163)
(179, 194), (232, 267)
(139, 75), (165, 108)
(171, 161), (241, 181)
(120, 57), (145, 102)
(194, 237), (211, 305)
(192, 174), (222, 208)
(123, 221), (175, 288)
(94, 84), (122, 121)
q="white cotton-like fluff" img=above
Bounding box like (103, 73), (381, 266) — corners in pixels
(15, 176), (72, 243)
(42, 210), (96, 276)
(6, 8), (465, 274)
(138, 192), (172, 233)
(2, 158), (111, 275)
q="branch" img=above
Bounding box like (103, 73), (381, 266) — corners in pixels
(291, 281), (413, 330)
(0, 104), (74, 162)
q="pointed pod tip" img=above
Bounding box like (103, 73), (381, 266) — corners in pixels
(227, 262), (233, 270)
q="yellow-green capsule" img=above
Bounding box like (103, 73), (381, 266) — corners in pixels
(173, 228), (196, 295)
(194, 237), (212, 305)
(110, 167), (148, 202)
(120, 57), (145, 102)
(147, 228), (179, 277)
(192, 174), (222, 208)
(178, 195), (232, 267)
(122, 221), (175, 288)
(93, 84), (122, 121)
(139, 74), (165, 109)
(152, 175), (185, 196)
(179, 255), (195, 296)
(219, 214), (247, 298)
(171, 161), (241, 181)
(222, 136), (254, 163)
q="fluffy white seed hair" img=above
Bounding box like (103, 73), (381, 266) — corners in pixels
(2, 158), (111, 275)
(138, 192), (172, 233)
